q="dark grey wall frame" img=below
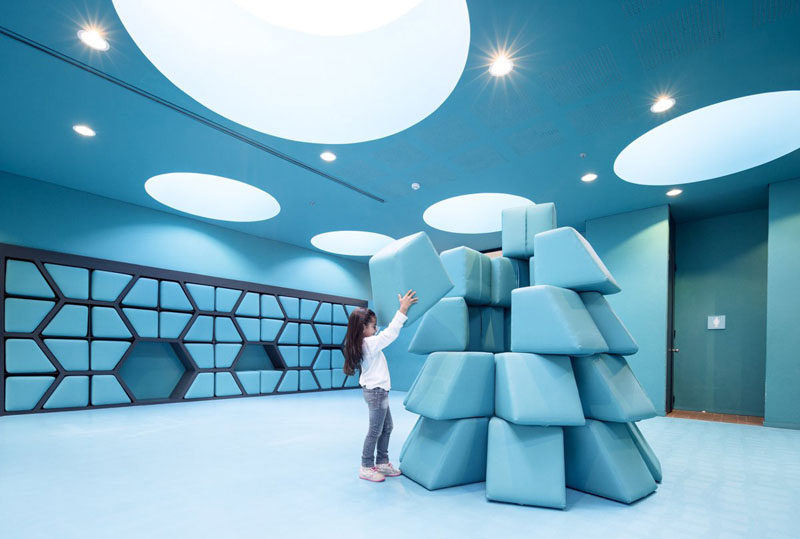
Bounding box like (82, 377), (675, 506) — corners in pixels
(1, 243), (367, 416)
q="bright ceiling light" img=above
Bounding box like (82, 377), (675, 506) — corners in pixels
(666, 188), (683, 197)
(77, 28), (110, 51)
(423, 193), (534, 234)
(581, 173), (598, 183)
(72, 124), (96, 137)
(489, 53), (514, 77)
(650, 96), (675, 113)
(311, 231), (395, 256)
(144, 173), (280, 222)
(615, 91), (800, 185)
(320, 151), (337, 162)
(112, 0), (470, 144)
(411, 182), (421, 190)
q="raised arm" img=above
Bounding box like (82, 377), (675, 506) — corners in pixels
(363, 290), (417, 352)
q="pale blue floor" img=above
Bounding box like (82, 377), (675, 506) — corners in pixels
(1, 391), (798, 539)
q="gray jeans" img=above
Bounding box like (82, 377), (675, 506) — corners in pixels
(361, 387), (393, 468)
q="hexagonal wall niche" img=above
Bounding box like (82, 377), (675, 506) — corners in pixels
(234, 343), (285, 371)
(118, 341), (191, 401)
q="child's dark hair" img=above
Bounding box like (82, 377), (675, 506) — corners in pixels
(342, 307), (376, 376)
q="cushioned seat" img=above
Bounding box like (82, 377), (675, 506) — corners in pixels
(183, 372), (214, 399)
(494, 352), (585, 426)
(626, 422), (662, 483)
(486, 418), (566, 509)
(564, 419), (657, 504)
(399, 416), (489, 490)
(403, 351), (494, 420)
(468, 307), (504, 353)
(571, 354), (657, 422)
(489, 257), (529, 307)
(5, 376), (54, 411)
(5, 339), (56, 373)
(260, 370), (282, 393)
(215, 372), (241, 396)
(501, 203), (557, 259)
(510, 285), (608, 355)
(533, 227), (621, 294)
(236, 371), (260, 394)
(369, 232), (453, 325)
(580, 292), (638, 355)
(43, 376), (89, 409)
(92, 374), (132, 405)
(440, 247), (491, 305)
(408, 298), (469, 354)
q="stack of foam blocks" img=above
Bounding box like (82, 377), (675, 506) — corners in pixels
(368, 204), (662, 509)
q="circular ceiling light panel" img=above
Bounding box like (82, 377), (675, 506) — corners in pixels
(615, 91), (800, 186)
(144, 173), (280, 222)
(311, 231), (395, 256)
(423, 193), (534, 234)
(112, 0), (470, 144)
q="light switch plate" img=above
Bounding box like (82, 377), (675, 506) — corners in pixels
(708, 315), (726, 330)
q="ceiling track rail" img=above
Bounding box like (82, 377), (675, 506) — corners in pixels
(0, 25), (384, 203)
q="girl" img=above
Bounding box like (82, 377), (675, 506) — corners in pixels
(343, 289), (418, 482)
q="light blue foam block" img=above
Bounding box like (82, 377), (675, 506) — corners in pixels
(44, 339), (89, 371)
(91, 375), (131, 405)
(5, 298), (55, 333)
(5, 339), (55, 373)
(44, 264), (88, 300)
(215, 343), (241, 368)
(564, 419), (657, 504)
(344, 374), (359, 388)
(279, 346), (299, 367)
(494, 352), (585, 426)
(91, 307), (131, 338)
(313, 302), (332, 323)
(571, 354), (657, 422)
(215, 317), (242, 342)
(261, 295), (283, 318)
(627, 422), (662, 483)
(440, 247), (492, 305)
(122, 278), (158, 308)
(300, 370), (318, 391)
(299, 346), (317, 367)
(533, 227), (621, 294)
(330, 349), (345, 370)
(160, 311), (192, 339)
(403, 351), (494, 420)
(278, 370), (299, 392)
(260, 370), (283, 393)
(216, 288), (242, 312)
(300, 299), (319, 320)
(332, 325), (347, 345)
(184, 372), (214, 399)
(486, 418), (566, 509)
(184, 343), (214, 369)
(510, 285), (608, 356)
(236, 371), (261, 395)
(579, 292), (638, 355)
(332, 305), (349, 325)
(43, 376), (89, 409)
(42, 304), (88, 337)
(90, 341), (129, 371)
(369, 232), (454, 326)
(186, 283), (214, 311)
(408, 297), (468, 355)
(399, 416), (421, 463)
(489, 257), (527, 308)
(279, 296), (299, 319)
(279, 322), (299, 344)
(236, 317), (260, 341)
(123, 308), (158, 338)
(300, 323), (318, 345)
(400, 416), (489, 490)
(260, 318), (283, 341)
(160, 281), (192, 311)
(501, 203), (557, 259)
(467, 306), (505, 353)
(315, 369), (332, 389)
(332, 370), (346, 388)
(90, 270), (131, 302)
(215, 372), (242, 396)
(313, 349), (331, 370)
(315, 323), (333, 345)
(236, 292), (260, 317)
(5, 260), (54, 297)
(5, 376), (54, 411)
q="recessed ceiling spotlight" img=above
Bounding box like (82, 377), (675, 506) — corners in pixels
(411, 182), (421, 190)
(489, 53), (514, 77)
(320, 151), (337, 162)
(581, 173), (598, 183)
(77, 28), (110, 51)
(666, 188), (683, 197)
(651, 96), (675, 113)
(72, 124), (96, 137)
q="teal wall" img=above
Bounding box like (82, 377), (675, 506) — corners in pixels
(586, 205), (670, 415)
(673, 209), (767, 416)
(766, 178), (800, 429)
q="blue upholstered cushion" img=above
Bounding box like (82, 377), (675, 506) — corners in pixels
(5, 260), (55, 297)
(44, 263), (88, 300)
(501, 203), (557, 259)
(279, 296), (299, 318)
(237, 371), (261, 395)
(579, 292), (638, 355)
(122, 278), (158, 308)
(185, 343), (214, 369)
(260, 370), (282, 393)
(160, 281), (192, 311)
(300, 370), (318, 391)
(467, 306), (505, 353)
(408, 297), (468, 355)
(90, 270), (131, 301)
(5, 339), (55, 373)
(571, 354), (657, 422)
(260, 295), (283, 318)
(278, 370), (299, 392)
(299, 299), (319, 320)
(90, 341), (129, 371)
(123, 308), (158, 338)
(214, 317), (242, 342)
(313, 302), (332, 323)
(43, 376), (89, 409)
(299, 323), (318, 345)
(278, 322), (299, 344)
(279, 346), (299, 367)
(159, 311), (192, 339)
(315, 369), (332, 389)
(533, 227), (621, 294)
(44, 339), (89, 371)
(486, 418), (566, 509)
(260, 318), (283, 341)
(91, 307), (131, 338)
(332, 305), (349, 325)
(4, 298), (55, 333)
(184, 372), (214, 399)
(368, 232), (454, 325)
(510, 285), (608, 355)
(42, 304), (88, 337)
(185, 315), (213, 341)
(494, 352), (585, 426)
(299, 346), (317, 367)
(313, 349), (331, 370)
(215, 372), (242, 396)
(215, 343), (241, 368)
(627, 422), (662, 483)
(91, 375), (131, 405)
(186, 283), (214, 311)
(5, 376), (54, 411)
(489, 257), (521, 307)
(330, 349), (345, 370)
(236, 317), (260, 341)
(440, 247), (492, 305)
(216, 288), (242, 312)
(236, 292), (260, 317)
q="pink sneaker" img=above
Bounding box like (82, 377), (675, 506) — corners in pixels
(359, 466), (385, 482)
(375, 462), (401, 477)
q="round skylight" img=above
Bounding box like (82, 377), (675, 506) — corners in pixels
(112, 0), (470, 144)
(615, 91), (800, 185)
(311, 231), (395, 256)
(144, 173), (280, 222)
(423, 193), (534, 234)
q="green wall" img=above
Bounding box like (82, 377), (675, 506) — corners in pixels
(766, 178), (800, 429)
(586, 205), (670, 415)
(673, 209), (767, 416)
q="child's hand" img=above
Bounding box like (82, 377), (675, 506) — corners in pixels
(398, 290), (418, 315)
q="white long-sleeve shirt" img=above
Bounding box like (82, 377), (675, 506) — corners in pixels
(359, 310), (408, 391)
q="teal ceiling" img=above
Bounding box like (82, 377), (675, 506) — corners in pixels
(1, 0), (799, 259)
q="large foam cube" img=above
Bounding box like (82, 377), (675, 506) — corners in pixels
(627, 422), (662, 483)
(580, 292), (638, 355)
(440, 247), (491, 305)
(489, 257), (529, 307)
(403, 351), (494, 420)
(533, 227), (621, 294)
(494, 353), (584, 426)
(368, 232), (453, 325)
(486, 418), (566, 509)
(468, 306), (505, 353)
(400, 416), (489, 490)
(408, 298), (468, 355)
(501, 203), (557, 259)
(564, 419), (657, 504)
(511, 286), (608, 355)
(571, 354), (657, 422)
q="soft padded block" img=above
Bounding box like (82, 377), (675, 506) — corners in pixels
(468, 306), (505, 353)
(122, 278), (158, 308)
(185, 315), (213, 341)
(579, 292), (638, 355)
(486, 418), (566, 509)
(300, 323), (318, 345)
(440, 247), (491, 305)
(408, 297), (468, 355)
(44, 264), (88, 300)
(186, 283), (214, 311)
(261, 295), (283, 318)
(237, 371), (261, 395)
(236, 292), (260, 317)
(399, 416), (421, 463)
(501, 203), (557, 259)
(5, 376), (54, 411)
(160, 281), (192, 311)
(299, 346), (317, 367)
(5, 260), (54, 297)
(5, 298), (54, 332)
(5, 339), (55, 373)
(279, 296), (299, 318)
(184, 372), (214, 399)
(315, 369), (332, 389)
(510, 286), (608, 356)
(314, 349), (331, 370)
(300, 370), (318, 391)
(91, 375), (131, 405)
(494, 353), (585, 426)
(627, 422), (662, 483)
(91, 307), (131, 338)
(215, 372), (242, 396)
(403, 351), (494, 420)
(185, 343), (214, 369)
(91, 341), (129, 371)
(344, 374), (360, 388)
(123, 308), (158, 338)
(533, 227), (621, 294)
(279, 322), (299, 344)
(260, 318), (283, 341)
(300, 299), (319, 320)
(43, 376), (89, 409)
(489, 257), (528, 307)
(90, 270), (131, 301)
(278, 370), (299, 392)
(564, 419), (657, 504)
(315, 323), (333, 345)
(314, 302), (332, 323)
(571, 354), (657, 422)
(215, 343), (241, 368)
(332, 305), (349, 325)
(332, 370), (346, 388)
(279, 346), (299, 367)
(44, 339), (89, 371)
(216, 288), (242, 312)
(43, 304), (88, 337)
(215, 317), (242, 342)
(369, 232), (453, 325)
(529, 257), (535, 286)
(160, 311), (192, 339)
(400, 416), (489, 490)
(332, 325), (347, 345)
(236, 317), (260, 341)
(260, 370), (282, 393)
(330, 349), (345, 370)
